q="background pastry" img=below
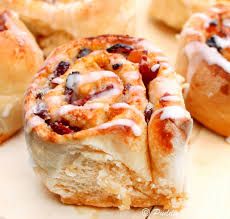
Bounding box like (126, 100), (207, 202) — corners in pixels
(150, 0), (229, 30)
(176, 4), (230, 136)
(1, 0), (136, 56)
(0, 9), (43, 143)
(24, 35), (192, 210)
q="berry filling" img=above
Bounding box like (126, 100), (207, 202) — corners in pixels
(107, 43), (134, 55)
(53, 61), (70, 77)
(0, 13), (7, 32)
(139, 57), (160, 86)
(76, 48), (92, 59)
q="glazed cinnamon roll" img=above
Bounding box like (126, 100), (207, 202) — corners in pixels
(0, 9), (43, 143)
(176, 4), (230, 137)
(1, 0), (136, 56)
(24, 35), (192, 210)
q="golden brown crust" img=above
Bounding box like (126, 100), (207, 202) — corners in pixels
(1, 0), (136, 56)
(176, 4), (230, 136)
(24, 35), (192, 209)
(0, 9), (43, 143)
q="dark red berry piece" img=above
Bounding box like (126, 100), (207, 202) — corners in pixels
(107, 44), (133, 55)
(77, 48), (92, 59)
(53, 61), (70, 77)
(0, 13), (7, 32)
(72, 84), (114, 106)
(34, 103), (49, 120)
(206, 35), (221, 51)
(49, 121), (74, 135)
(209, 19), (218, 27)
(144, 105), (153, 123)
(139, 58), (159, 86)
(112, 63), (123, 70)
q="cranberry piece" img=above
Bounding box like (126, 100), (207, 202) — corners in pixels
(112, 63), (123, 70)
(72, 84), (114, 106)
(144, 105), (153, 123)
(139, 58), (159, 86)
(93, 84), (114, 96)
(53, 61), (70, 77)
(36, 93), (43, 99)
(34, 103), (49, 120)
(209, 19), (218, 27)
(49, 121), (74, 135)
(107, 44), (133, 55)
(76, 48), (92, 59)
(206, 35), (221, 51)
(73, 96), (90, 106)
(0, 13), (7, 32)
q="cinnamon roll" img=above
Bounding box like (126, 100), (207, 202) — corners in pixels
(24, 35), (192, 210)
(176, 4), (230, 136)
(0, 9), (43, 143)
(1, 0), (136, 56)
(150, 0), (229, 30)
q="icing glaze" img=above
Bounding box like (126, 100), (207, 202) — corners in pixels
(123, 71), (140, 81)
(51, 77), (64, 84)
(153, 106), (190, 120)
(66, 71), (118, 90)
(160, 95), (181, 102)
(98, 119), (142, 136)
(214, 35), (230, 49)
(26, 116), (44, 133)
(185, 41), (230, 83)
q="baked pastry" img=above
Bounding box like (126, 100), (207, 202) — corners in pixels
(0, 9), (43, 143)
(176, 4), (230, 136)
(1, 0), (136, 56)
(24, 35), (193, 210)
(150, 0), (229, 30)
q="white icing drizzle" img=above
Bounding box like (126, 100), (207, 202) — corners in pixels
(111, 103), (144, 118)
(129, 85), (145, 92)
(185, 41), (230, 83)
(160, 95), (181, 102)
(110, 57), (126, 66)
(66, 71), (118, 90)
(46, 95), (64, 105)
(51, 77), (64, 84)
(26, 116), (44, 133)
(223, 19), (230, 28)
(123, 71), (140, 81)
(58, 103), (105, 115)
(151, 63), (161, 72)
(1, 103), (13, 118)
(214, 35), (230, 49)
(92, 87), (121, 99)
(153, 106), (190, 120)
(97, 119), (142, 136)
